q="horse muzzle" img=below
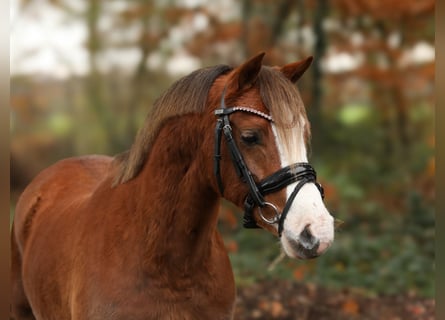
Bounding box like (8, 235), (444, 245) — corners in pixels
(281, 223), (334, 259)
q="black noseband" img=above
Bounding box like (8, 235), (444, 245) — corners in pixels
(214, 87), (324, 237)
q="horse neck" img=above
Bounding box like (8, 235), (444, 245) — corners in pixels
(120, 113), (220, 270)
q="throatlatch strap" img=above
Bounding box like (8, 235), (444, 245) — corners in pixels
(214, 118), (224, 195)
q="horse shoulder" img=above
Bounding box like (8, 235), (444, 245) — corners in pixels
(13, 155), (113, 251)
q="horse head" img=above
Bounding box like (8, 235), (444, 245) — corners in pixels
(209, 53), (334, 259)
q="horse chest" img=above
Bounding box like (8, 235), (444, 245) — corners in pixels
(67, 239), (236, 319)
(74, 268), (236, 320)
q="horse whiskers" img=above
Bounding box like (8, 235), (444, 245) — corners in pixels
(267, 251), (287, 272)
(334, 218), (345, 230)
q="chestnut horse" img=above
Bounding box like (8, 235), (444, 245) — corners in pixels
(11, 53), (335, 320)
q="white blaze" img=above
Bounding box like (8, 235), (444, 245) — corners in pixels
(271, 120), (334, 257)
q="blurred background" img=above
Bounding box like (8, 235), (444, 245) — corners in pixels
(10, 0), (434, 318)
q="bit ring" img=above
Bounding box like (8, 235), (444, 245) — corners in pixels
(258, 202), (281, 224)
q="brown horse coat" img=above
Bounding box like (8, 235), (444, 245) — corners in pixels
(11, 53), (318, 320)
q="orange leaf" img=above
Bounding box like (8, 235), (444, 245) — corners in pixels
(292, 265), (307, 281)
(321, 181), (338, 202)
(341, 298), (360, 315)
(258, 301), (284, 317)
(426, 157), (435, 178)
(407, 303), (426, 316)
(270, 301), (284, 317)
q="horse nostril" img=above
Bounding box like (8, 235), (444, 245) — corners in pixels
(284, 225), (332, 259)
(299, 225), (319, 251)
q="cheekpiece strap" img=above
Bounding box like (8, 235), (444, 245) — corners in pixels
(214, 86), (273, 203)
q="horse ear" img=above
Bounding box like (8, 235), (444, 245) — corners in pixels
(231, 52), (265, 91)
(280, 56), (313, 83)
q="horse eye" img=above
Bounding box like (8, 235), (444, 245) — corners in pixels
(241, 132), (260, 146)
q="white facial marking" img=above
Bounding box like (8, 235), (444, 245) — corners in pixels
(271, 119), (334, 258)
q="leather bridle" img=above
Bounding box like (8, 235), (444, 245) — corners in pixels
(214, 87), (324, 237)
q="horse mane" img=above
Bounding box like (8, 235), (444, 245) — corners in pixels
(113, 63), (309, 186)
(113, 64), (232, 185)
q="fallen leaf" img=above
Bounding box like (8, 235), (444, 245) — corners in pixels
(293, 265), (307, 281)
(341, 298), (360, 315)
(270, 301), (284, 317)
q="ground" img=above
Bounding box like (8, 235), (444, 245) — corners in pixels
(234, 280), (434, 320)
